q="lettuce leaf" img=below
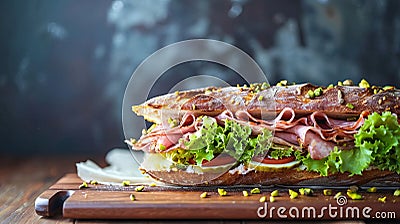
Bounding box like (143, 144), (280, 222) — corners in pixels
(355, 111), (400, 173)
(298, 112), (399, 176)
(177, 116), (272, 165)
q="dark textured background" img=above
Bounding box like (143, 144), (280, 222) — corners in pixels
(1, 0), (399, 155)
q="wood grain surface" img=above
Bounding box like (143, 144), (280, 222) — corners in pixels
(0, 154), (396, 223)
(36, 173), (400, 221)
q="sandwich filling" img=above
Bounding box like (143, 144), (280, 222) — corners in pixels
(127, 82), (400, 177)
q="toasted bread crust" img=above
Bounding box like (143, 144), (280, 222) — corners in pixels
(133, 84), (400, 124)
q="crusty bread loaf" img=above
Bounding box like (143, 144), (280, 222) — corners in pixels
(133, 83), (400, 124)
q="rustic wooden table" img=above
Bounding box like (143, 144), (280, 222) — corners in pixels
(0, 154), (392, 223)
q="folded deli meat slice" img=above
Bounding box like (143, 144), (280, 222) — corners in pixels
(128, 81), (400, 186)
(132, 107), (364, 160)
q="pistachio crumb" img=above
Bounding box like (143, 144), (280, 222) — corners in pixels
(242, 190), (249, 197)
(337, 81), (343, 86)
(149, 183), (157, 187)
(130, 194), (135, 201)
(327, 84), (334, 89)
(323, 189), (332, 196)
(159, 144), (166, 151)
(367, 187), (377, 193)
(122, 180), (130, 186)
(174, 91), (179, 96)
(346, 103), (355, 109)
(378, 196), (386, 203)
(347, 191), (363, 200)
(383, 86), (394, 91)
(378, 99), (383, 105)
(359, 79), (370, 88)
(259, 196), (267, 203)
(250, 188), (261, 194)
(307, 89), (315, 99)
(269, 196), (276, 202)
(334, 192), (342, 199)
(299, 188), (313, 196)
(79, 182), (88, 189)
(90, 180), (98, 185)
(271, 190), (279, 197)
(200, 192), (208, 198)
(348, 185), (359, 193)
(289, 189), (298, 199)
(394, 189), (400, 196)
(258, 95), (263, 101)
(135, 185), (145, 192)
(314, 87), (323, 97)
(343, 79), (354, 86)
(218, 188), (227, 196)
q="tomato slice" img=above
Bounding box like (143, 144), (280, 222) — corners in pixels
(253, 156), (295, 164)
(202, 154), (236, 167)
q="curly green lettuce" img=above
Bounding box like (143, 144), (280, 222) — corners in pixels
(167, 116), (272, 165)
(298, 112), (400, 176)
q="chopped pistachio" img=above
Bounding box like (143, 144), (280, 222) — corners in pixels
(378, 196), (386, 203)
(142, 129), (147, 135)
(383, 86), (394, 91)
(299, 188), (313, 196)
(250, 188), (261, 194)
(307, 89), (315, 99)
(261, 82), (269, 90)
(347, 191), (363, 200)
(327, 84), (334, 89)
(359, 79), (370, 88)
(159, 144), (166, 151)
(289, 189), (299, 199)
(205, 90), (212, 95)
(259, 196), (267, 203)
(167, 117), (178, 128)
(122, 180), (130, 186)
(343, 79), (354, 86)
(334, 192), (342, 199)
(271, 190), (279, 197)
(135, 185), (145, 192)
(130, 194), (135, 201)
(79, 182), (88, 189)
(394, 189), (400, 196)
(200, 192), (208, 198)
(314, 87), (323, 97)
(258, 95), (264, 101)
(323, 189), (332, 196)
(367, 187), (377, 193)
(90, 180), (98, 185)
(347, 185), (359, 193)
(149, 183), (157, 187)
(374, 89), (379, 94)
(242, 190), (249, 197)
(236, 84), (240, 88)
(218, 188), (227, 196)
(280, 80), (288, 86)
(174, 91), (179, 95)
(243, 84), (247, 88)
(346, 103), (355, 109)
(269, 196), (276, 203)
(129, 138), (137, 144)
(338, 81), (343, 86)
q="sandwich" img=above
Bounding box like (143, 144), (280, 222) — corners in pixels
(126, 79), (400, 186)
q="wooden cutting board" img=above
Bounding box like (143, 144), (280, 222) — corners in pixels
(35, 174), (400, 220)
